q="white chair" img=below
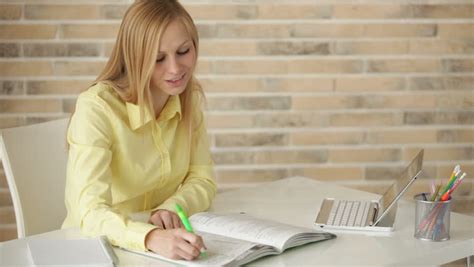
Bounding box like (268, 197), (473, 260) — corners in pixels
(0, 118), (69, 238)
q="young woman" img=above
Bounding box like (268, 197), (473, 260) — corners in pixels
(62, 0), (216, 261)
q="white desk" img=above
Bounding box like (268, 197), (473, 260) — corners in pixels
(1, 177), (473, 266)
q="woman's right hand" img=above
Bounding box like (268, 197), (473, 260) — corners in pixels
(144, 228), (206, 260)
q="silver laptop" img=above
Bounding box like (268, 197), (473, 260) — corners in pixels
(314, 149), (424, 232)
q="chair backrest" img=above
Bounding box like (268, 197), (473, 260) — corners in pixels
(0, 119), (69, 238)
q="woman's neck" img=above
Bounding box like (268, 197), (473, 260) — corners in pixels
(151, 90), (170, 119)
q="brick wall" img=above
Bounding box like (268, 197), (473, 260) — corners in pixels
(0, 0), (472, 241)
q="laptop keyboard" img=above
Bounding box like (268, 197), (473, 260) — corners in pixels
(327, 200), (370, 227)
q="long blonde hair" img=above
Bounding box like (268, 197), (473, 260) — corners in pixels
(95, 0), (203, 130)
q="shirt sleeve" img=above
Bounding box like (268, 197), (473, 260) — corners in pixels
(66, 93), (156, 251)
(155, 94), (217, 215)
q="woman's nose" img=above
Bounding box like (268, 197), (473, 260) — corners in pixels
(167, 56), (180, 74)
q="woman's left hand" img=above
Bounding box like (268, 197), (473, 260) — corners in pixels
(149, 209), (183, 229)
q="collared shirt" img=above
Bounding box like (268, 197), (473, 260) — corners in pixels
(62, 82), (217, 251)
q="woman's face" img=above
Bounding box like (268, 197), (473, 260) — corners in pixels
(151, 19), (196, 96)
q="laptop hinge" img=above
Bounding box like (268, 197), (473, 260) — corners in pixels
(367, 202), (379, 226)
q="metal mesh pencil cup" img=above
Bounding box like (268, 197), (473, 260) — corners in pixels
(414, 193), (451, 241)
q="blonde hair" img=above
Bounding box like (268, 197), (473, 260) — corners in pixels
(95, 0), (203, 130)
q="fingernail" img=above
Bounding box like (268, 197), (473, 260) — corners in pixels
(199, 248), (207, 258)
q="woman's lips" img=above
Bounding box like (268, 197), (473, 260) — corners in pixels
(165, 73), (186, 88)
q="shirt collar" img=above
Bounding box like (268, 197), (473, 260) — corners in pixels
(126, 95), (182, 131)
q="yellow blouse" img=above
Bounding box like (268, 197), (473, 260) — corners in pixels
(62, 82), (217, 251)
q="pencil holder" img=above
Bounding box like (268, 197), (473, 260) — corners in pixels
(414, 193), (451, 241)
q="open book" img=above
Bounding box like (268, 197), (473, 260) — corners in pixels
(130, 212), (336, 266)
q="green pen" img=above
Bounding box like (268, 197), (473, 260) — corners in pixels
(175, 204), (207, 258)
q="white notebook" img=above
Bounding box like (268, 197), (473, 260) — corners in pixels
(27, 237), (116, 267)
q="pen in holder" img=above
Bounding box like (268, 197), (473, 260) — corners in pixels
(414, 193), (451, 241)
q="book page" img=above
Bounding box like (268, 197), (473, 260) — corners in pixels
(129, 232), (267, 266)
(190, 213), (322, 251)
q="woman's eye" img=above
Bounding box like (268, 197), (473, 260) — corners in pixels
(156, 56), (165, 63)
(177, 48), (190, 55)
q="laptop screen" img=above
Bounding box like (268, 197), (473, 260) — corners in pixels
(378, 149), (424, 220)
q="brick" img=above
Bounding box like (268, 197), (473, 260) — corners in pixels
(60, 24), (119, 39)
(0, 81), (23, 95)
(367, 59), (441, 73)
(330, 112), (403, 127)
(335, 77), (405, 92)
(207, 96), (291, 110)
(332, 4), (407, 19)
(196, 24), (216, 38)
(0, 61), (53, 77)
(438, 128), (474, 143)
(0, 168), (7, 188)
(409, 40), (474, 55)
(444, 76), (474, 90)
(257, 4), (331, 19)
(0, 117), (25, 129)
(215, 24), (291, 38)
(206, 114), (254, 129)
(185, 4), (257, 20)
(0, 43), (20, 57)
(200, 40), (257, 56)
(0, 225), (17, 242)
(292, 95), (359, 110)
(436, 91), (472, 109)
(442, 59), (474, 72)
(258, 41), (329, 56)
(62, 98), (77, 113)
(215, 132), (288, 147)
(409, 76), (473, 91)
(0, 99), (62, 113)
(409, 77), (445, 90)
(290, 130), (364, 145)
(371, 94), (437, 109)
(25, 5), (100, 20)
(263, 77), (333, 93)
(288, 59), (363, 73)
(27, 80), (91, 95)
(290, 166), (364, 181)
(212, 59), (287, 74)
(100, 4), (128, 19)
(364, 24), (436, 38)
(410, 4), (474, 19)
(213, 151), (253, 165)
(67, 43), (101, 57)
(366, 129), (438, 144)
(254, 150), (328, 164)
(103, 42), (115, 57)
(54, 61), (106, 76)
(293, 94), (437, 110)
(292, 24), (364, 38)
(216, 169), (289, 184)
(0, 25), (57, 40)
(255, 112), (329, 128)
(196, 60), (212, 74)
(0, 189), (12, 207)
(404, 147), (473, 161)
(0, 207), (15, 224)
(328, 148), (401, 163)
(438, 24), (474, 40)
(333, 41), (408, 55)
(199, 77), (261, 93)
(0, 4), (21, 20)
(23, 43), (67, 57)
(404, 111), (474, 125)
(26, 116), (68, 125)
